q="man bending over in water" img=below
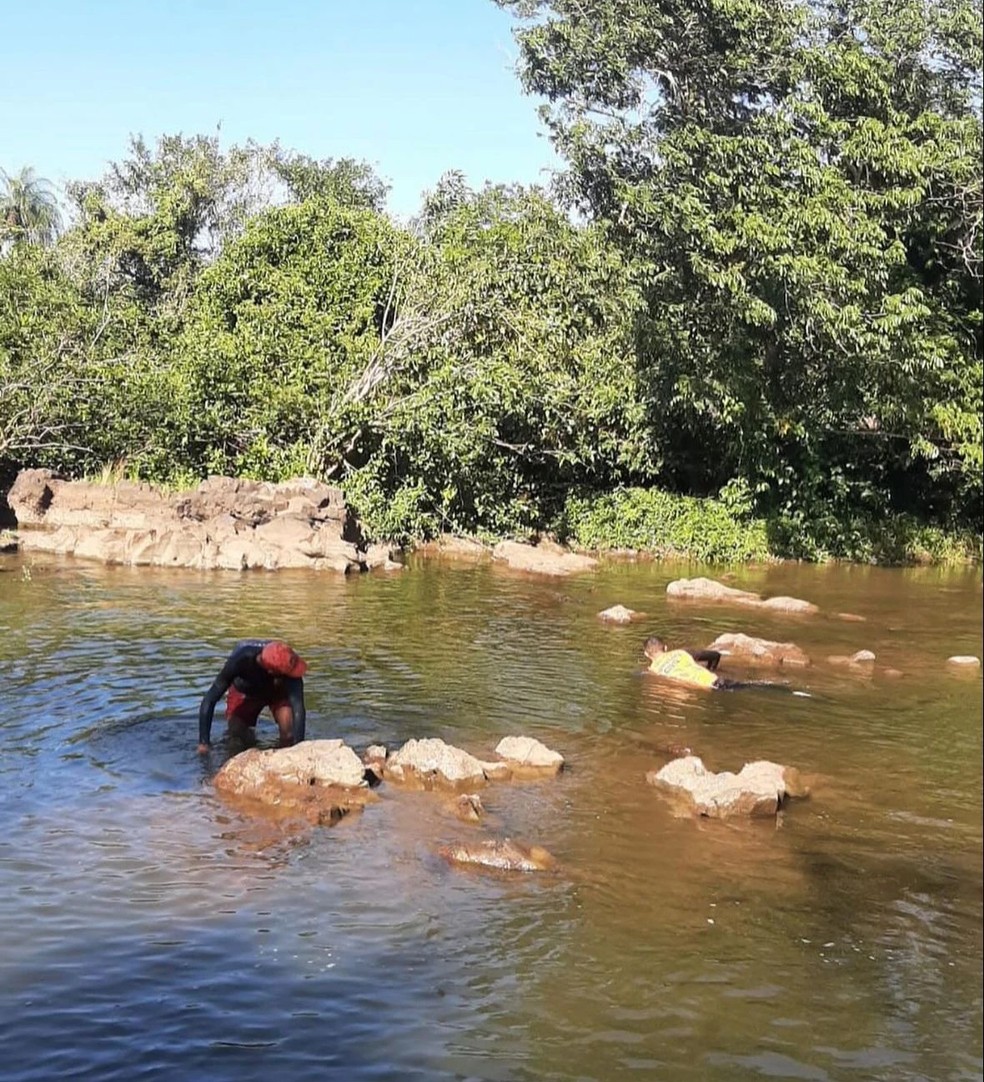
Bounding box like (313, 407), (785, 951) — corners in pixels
(198, 639), (308, 754)
(644, 636), (799, 693)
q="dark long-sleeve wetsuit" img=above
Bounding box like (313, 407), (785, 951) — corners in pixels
(198, 639), (306, 746)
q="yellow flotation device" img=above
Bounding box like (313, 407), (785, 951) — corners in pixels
(648, 649), (719, 689)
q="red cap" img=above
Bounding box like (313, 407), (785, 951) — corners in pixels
(258, 641), (308, 679)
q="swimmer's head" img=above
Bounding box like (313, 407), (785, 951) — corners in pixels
(258, 640), (308, 679)
(643, 636), (668, 659)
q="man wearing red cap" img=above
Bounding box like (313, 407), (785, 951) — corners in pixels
(197, 639), (308, 754)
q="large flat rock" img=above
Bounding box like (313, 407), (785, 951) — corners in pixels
(6, 469), (397, 573)
(492, 539), (598, 576)
(708, 632), (811, 667)
(647, 755), (807, 818)
(667, 577), (818, 615)
(212, 740), (375, 824)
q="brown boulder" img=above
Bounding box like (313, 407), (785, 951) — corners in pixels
(414, 535), (490, 562)
(438, 838), (557, 873)
(492, 539), (598, 576)
(667, 577), (819, 615)
(6, 469), (380, 573)
(212, 740), (375, 823)
(449, 794), (485, 823)
(647, 755), (805, 819)
(707, 632), (811, 667)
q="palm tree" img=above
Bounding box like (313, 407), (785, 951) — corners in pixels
(1, 167), (62, 247)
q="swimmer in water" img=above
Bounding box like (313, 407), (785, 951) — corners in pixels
(643, 636), (805, 694)
(198, 639), (308, 754)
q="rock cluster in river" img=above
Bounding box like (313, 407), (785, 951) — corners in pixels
(6, 468), (400, 573)
(211, 733), (809, 874)
(666, 576), (819, 614)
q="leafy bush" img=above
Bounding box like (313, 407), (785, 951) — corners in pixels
(559, 487), (772, 564)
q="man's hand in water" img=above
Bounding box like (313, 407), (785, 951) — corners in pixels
(197, 742), (210, 755)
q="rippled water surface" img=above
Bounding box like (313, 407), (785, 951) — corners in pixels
(0, 551), (981, 1082)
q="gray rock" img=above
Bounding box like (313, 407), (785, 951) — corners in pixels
(647, 755), (802, 818)
(384, 738), (488, 790)
(598, 604), (644, 623)
(492, 539), (598, 576)
(495, 735), (565, 774)
(708, 632), (811, 667)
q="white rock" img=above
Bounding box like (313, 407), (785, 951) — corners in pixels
(495, 735), (565, 773)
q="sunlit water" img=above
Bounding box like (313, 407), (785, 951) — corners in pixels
(0, 551), (981, 1082)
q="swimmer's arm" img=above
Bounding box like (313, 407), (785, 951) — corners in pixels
(689, 649), (722, 671)
(286, 678), (306, 744)
(197, 648), (250, 751)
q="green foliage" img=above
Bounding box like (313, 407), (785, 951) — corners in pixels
(499, 0), (984, 531)
(767, 507), (983, 565)
(161, 197), (412, 480)
(1, 167), (61, 248)
(341, 183), (647, 541)
(560, 487), (772, 564)
(1, 83), (980, 567)
(266, 147), (390, 210)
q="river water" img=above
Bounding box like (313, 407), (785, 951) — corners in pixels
(0, 550), (981, 1082)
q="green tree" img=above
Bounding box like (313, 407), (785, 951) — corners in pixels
(162, 197), (411, 481)
(343, 182), (646, 539)
(498, 0), (984, 539)
(0, 167), (62, 248)
(266, 146), (390, 210)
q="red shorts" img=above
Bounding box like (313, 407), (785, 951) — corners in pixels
(226, 686), (292, 727)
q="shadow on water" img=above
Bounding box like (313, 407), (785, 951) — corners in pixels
(0, 551), (980, 1080)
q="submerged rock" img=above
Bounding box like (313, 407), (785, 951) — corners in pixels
(449, 794), (485, 823)
(494, 736), (565, 775)
(827, 650), (877, 668)
(667, 577), (819, 615)
(707, 632), (811, 667)
(646, 755), (806, 819)
(598, 604), (645, 624)
(438, 838), (557, 873)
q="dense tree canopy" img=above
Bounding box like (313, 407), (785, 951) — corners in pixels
(499, 0), (983, 543)
(1, 1), (981, 564)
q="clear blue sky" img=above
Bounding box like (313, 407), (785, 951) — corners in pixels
(1, 0), (559, 220)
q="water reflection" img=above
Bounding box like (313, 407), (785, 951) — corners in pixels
(0, 551), (980, 1080)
